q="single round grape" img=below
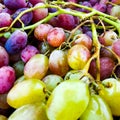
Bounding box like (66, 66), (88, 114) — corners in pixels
(67, 44), (91, 70)
(32, 3), (48, 23)
(0, 12), (12, 28)
(21, 45), (39, 63)
(93, 3), (107, 13)
(0, 46), (9, 67)
(48, 17), (59, 27)
(7, 79), (46, 108)
(110, 5), (120, 19)
(72, 33), (92, 50)
(112, 39), (120, 57)
(57, 14), (76, 30)
(42, 74), (63, 92)
(12, 8), (33, 27)
(38, 41), (54, 55)
(3, 0), (27, 10)
(29, 0), (45, 5)
(47, 27), (66, 47)
(24, 54), (49, 79)
(5, 30), (28, 54)
(46, 80), (90, 120)
(0, 66), (15, 94)
(89, 57), (115, 80)
(13, 61), (24, 78)
(99, 30), (118, 46)
(34, 24), (53, 41)
(49, 49), (69, 77)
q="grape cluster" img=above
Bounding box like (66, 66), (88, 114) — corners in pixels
(0, 0), (120, 119)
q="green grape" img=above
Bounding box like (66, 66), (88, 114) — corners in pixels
(7, 79), (46, 108)
(42, 74), (63, 92)
(46, 80), (90, 120)
(8, 103), (48, 120)
(80, 94), (113, 120)
(0, 115), (7, 120)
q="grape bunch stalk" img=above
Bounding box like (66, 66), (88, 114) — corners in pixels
(0, 0), (120, 120)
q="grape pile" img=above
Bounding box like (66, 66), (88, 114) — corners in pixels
(0, 0), (120, 119)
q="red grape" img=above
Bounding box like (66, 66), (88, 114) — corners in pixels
(112, 39), (120, 57)
(47, 27), (66, 47)
(34, 24), (53, 41)
(32, 3), (48, 23)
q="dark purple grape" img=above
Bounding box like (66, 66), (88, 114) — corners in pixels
(48, 17), (59, 27)
(12, 8), (33, 27)
(0, 12), (12, 28)
(3, 0), (27, 10)
(0, 46), (9, 67)
(29, 0), (45, 5)
(5, 30), (28, 54)
(48, 7), (57, 13)
(114, 65), (120, 78)
(89, 57), (115, 80)
(89, 0), (99, 6)
(0, 66), (15, 94)
(21, 45), (39, 63)
(93, 3), (107, 13)
(57, 14), (76, 30)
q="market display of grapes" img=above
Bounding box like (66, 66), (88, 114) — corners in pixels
(1, 0), (120, 119)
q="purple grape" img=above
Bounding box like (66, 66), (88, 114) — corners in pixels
(0, 66), (15, 94)
(12, 8), (33, 27)
(0, 12), (12, 28)
(93, 3), (107, 13)
(57, 14), (76, 30)
(5, 30), (28, 54)
(29, 0), (45, 5)
(0, 46), (9, 67)
(21, 45), (39, 63)
(3, 0), (27, 10)
(89, 0), (99, 6)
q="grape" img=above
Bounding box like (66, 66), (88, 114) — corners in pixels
(7, 79), (46, 108)
(114, 65), (120, 78)
(8, 103), (48, 120)
(48, 17), (59, 27)
(13, 61), (24, 78)
(99, 30), (118, 46)
(89, 57), (115, 80)
(47, 27), (66, 47)
(12, 8), (33, 27)
(29, 0), (45, 5)
(93, 3), (107, 13)
(24, 54), (49, 79)
(0, 66), (15, 94)
(42, 74), (63, 92)
(67, 44), (91, 70)
(0, 115), (7, 120)
(112, 39), (120, 57)
(72, 33), (92, 50)
(46, 80), (90, 120)
(21, 45), (39, 63)
(49, 49), (69, 77)
(32, 3), (48, 23)
(48, 7), (57, 13)
(110, 5), (120, 19)
(79, 1), (92, 13)
(3, 0), (27, 10)
(38, 41), (54, 55)
(57, 14), (76, 30)
(34, 24), (53, 41)
(89, 0), (98, 6)
(111, 0), (120, 4)
(0, 12), (12, 28)
(0, 46), (9, 67)
(5, 30), (28, 54)
(2, 8), (15, 15)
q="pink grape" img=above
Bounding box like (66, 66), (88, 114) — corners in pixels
(0, 66), (15, 94)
